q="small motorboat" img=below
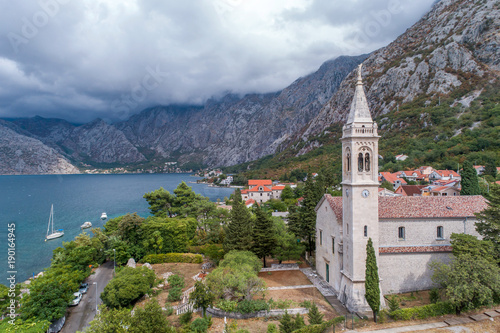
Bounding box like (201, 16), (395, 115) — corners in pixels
(81, 221), (92, 229)
(100, 212), (107, 220)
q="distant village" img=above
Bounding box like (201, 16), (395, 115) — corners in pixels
(196, 163), (500, 215)
(83, 162), (193, 174)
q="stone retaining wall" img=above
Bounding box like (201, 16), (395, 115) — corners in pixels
(206, 307), (309, 319)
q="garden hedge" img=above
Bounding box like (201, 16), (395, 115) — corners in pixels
(390, 302), (455, 320)
(140, 253), (203, 264)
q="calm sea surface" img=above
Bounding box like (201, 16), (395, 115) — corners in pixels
(0, 173), (233, 286)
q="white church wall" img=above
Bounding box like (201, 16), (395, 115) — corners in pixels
(315, 200), (343, 292)
(379, 252), (452, 293)
(379, 218), (481, 247)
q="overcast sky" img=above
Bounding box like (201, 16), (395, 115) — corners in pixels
(0, 0), (436, 123)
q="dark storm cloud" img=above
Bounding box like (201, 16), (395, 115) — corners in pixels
(0, 0), (435, 123)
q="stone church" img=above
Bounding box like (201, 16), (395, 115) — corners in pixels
(315, 65), (488, 314)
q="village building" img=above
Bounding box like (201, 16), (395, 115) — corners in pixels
(315, 65), (487, 314)
(241, 179), (285, 204)
(379, 171), (407, 190)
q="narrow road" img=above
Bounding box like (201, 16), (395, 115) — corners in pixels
(61, 261), (114, 333)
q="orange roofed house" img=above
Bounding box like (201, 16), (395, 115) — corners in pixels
(240, 180), (285, 204)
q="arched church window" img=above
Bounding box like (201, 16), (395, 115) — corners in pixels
(346, 150), (351, 172)
(358, 153), (363, 172)
(365, 153), (370, 172)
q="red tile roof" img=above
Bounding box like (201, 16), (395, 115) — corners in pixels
(380, 172), (407, 185)
(397, 185), (425, 196)
(241, 189), (249, 194)
(271, 186), (285, 190)
(248, 185), (272, 192)
(248, 179), (272, 186)
(436, 170), (460, 178)
(245, 199), (256, 206)
(319, 194), (487, 219)
(319, 195), (343, 221)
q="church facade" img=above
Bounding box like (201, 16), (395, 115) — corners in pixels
(315, 65), (487, 314)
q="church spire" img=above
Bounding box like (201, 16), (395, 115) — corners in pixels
(346, 64), (372, 125)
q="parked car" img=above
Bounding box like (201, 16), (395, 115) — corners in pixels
(70, 292), (82, 306)
(79, 283), (89, 294)
(48, 316), (65, 333)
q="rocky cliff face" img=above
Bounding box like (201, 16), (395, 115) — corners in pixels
(116, 55), (367, 166)
(0, 121), (79, 175)
(302, 0), (499, 138)
(10, 117), (146, 165)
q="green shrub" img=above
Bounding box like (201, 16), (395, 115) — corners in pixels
(216, 300), (238, 312)
(299, 300), (312, 309)
(101, 266), (156, 308)
(390, 302), (455, 320)
(429, 288), (440, 304)
(140, 253), (203, 264)
(387, 295), (400, 312)
(294, 316), (345, 333)
(179, 311), (192, 325)
(164, 304), (174, 316)
(190, 317), (209, 332)
(236, 299), (269, 314)
(267, 323), (278, 332)
(167, 274), (185, 289)
(167, 286), (182, 302)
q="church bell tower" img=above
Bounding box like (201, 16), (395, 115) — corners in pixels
(339, 64), (381, 313)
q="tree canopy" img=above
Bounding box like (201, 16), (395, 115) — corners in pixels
(475, 184), (500, 261)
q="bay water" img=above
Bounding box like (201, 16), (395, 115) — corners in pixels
(0, 173), (233, 286)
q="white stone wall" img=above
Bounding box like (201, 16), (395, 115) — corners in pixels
(379, 218), (481, 247)
(315, 200), (343, 292)
(379, 252), (452, 293)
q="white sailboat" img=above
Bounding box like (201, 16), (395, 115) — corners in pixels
(46, 204), (64, 241)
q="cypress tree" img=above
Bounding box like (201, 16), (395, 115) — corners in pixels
(299, 173), (321, 255)
(307, 303), (324, 325)
(365, 238), (380, 322)
(461, 161), (481, 195)
(252, 204), (276, 267)
(224, 189), (253, 252)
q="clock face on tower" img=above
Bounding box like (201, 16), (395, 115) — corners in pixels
(362, 189), (370, 198)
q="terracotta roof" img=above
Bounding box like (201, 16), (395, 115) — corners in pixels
(436, 170), (460, 177)
(430, 186), (451, 192)
(248, 179), (272, 186)
(271, 186), (285, 190)
(378, 196), (486, 218)
(318, 194), (343, 221)
(380, 172), (407, 185)
(241, 189), (249, 194)
(318, 194), (487, 220)
(245, 199), (255, 206)
(248, 185), (272, 192)
(398, 185), (425, 196)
